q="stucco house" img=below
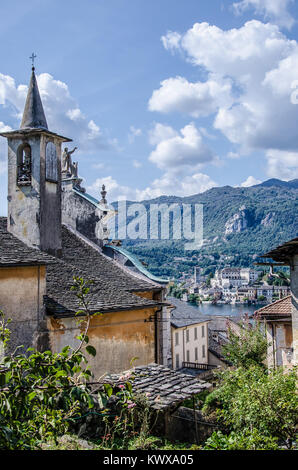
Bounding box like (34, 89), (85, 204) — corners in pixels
(171, 318), (209, 369)
(259, 237), (298, 367)
(255, 296), (293, 369)
(0, 66), (169, 376)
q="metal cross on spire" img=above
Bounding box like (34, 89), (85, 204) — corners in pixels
(29, 53), (37, 70)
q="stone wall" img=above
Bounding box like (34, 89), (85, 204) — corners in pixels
(163, 407), (218, 444)
(61, 180), (104, 246)
(0, 265), (46, 354)
(46, 306), (157, 377)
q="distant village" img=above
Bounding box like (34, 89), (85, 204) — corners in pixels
(170, 266), (290, 306)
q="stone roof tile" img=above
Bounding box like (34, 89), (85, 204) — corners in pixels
(99, 363), (211, 410)
(0, 218), (54, 267)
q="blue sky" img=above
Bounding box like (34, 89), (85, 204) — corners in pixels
(1, 0), (298, 214)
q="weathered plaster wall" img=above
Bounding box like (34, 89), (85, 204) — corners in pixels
(265, 322), (293, 368)
(291, 254), (298, 365)
(7, 136), (41, 249)
(208, 351), (226, 367)
(40, 136), (62, 257)
(61, 183), (104, 246)
(47, 307), (157, 376)
(0, 265), (46, 354)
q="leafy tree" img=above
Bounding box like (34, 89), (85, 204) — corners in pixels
(222, 320), (268, 368)
(203, 365), (298, 449)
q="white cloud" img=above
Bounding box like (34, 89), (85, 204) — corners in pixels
(0, 72), (111, 154)
(92, 162), (105, 170)
(132, 159), (142, 168)
(149, 76), (233, 117)
(233, 0), (295, 30)
(149, 122), (215, 170)
(161, 31), (182, 52)
(159, 20), (298, 177)
(128, 125), (142, 143)
(240, 175), (262, 187)
(0, 121), (11, 169)
(88, 171), (217, 202)
(227, 151), (241, 159)
(266, 149), (298, 180)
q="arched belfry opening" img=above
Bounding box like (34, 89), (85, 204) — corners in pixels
(17, 143), (32, 186)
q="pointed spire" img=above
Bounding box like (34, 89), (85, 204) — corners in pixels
(20, 67), (48, 130)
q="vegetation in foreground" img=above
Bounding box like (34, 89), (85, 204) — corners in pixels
(0, 278), (297, 450)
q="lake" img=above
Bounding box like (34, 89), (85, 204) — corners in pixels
(168, 297), (265, 319)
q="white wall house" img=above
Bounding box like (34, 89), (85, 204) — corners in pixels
(171, 320), (209, 369)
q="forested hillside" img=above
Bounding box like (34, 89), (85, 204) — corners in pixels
(111, 179), (298, 279)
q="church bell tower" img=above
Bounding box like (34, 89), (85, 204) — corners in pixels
(0, 62), (72, 257)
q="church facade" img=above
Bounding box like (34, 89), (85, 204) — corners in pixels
(0, 66), (169, 375)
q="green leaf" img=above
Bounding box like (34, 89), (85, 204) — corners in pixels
(86, 345), (96, 357)
(104, 383), (113, 397)
(55, 370), (68, 378)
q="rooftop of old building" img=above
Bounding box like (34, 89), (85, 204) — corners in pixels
(254, 295), (292, 321)
(261, 237), (298, 264)
(0, 217), (166, 316)
(0, 218), (54, 267)
(97, 363), (211, 410)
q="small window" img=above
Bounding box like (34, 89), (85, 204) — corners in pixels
(195, 347), (198, 361)
(202, 345), (206, 358)
(175, 332), (179, 346)
(176, 354), (179, 369)
(186, 350), (190, 362)
(17, 144), (31, 186)
(186, 330), (190, 343)
(194, 327), (198, 340)
(202, 325), (205, 338)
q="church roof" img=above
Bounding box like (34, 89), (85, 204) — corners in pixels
(0, 218), (54, 267)
(20, 68), (48, 130)
(0, 218), (164, 315)
(105, 244), (169, 284)
(46, 226), (165, 315)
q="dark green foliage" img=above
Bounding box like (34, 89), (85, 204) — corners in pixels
(222, 321), (268, 368)
(203, 366), (298, 449)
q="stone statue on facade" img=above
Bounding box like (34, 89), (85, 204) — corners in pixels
(62, 146), (78, 177)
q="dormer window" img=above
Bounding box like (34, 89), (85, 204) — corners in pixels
(17, 144), (31, 186)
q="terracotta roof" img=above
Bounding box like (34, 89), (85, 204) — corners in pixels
(254, 295), (292, 320)
(99, 363), (211, 410)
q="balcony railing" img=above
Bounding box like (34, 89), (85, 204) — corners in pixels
(182, 362), (217, 371)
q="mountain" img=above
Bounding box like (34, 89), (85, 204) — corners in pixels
(255, 178), (298, 189)
(111, 179), (298, 279)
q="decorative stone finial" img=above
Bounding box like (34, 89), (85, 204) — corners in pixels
(100, 184), (107, 204)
